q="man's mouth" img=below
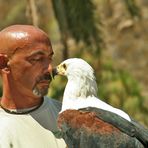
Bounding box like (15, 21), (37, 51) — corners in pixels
(36, 72), (53, 83)
(38, 80), (50, 85)
(41, 73), (52, 81)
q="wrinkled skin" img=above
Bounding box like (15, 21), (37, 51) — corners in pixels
(0, 25), (53, 109)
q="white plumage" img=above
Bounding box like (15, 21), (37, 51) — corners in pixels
(56, 58), (131, 121)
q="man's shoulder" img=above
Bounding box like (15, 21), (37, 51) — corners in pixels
(43, 96), (62, 112)
(44, 96), (62, 106)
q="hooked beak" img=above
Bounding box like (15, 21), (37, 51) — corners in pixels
(52, 67), (58, 78)
(52, 64), (66, 78)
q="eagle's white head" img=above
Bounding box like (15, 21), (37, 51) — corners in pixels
(56, 58), (98, 99)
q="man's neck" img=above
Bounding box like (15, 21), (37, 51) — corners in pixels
(0, 94), (43, 110)
(0, 96), (44, 114)
(1, 78), (43, 109)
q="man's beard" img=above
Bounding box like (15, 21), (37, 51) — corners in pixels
(32, 73), (52, 97)
(33, 85), (49, 97)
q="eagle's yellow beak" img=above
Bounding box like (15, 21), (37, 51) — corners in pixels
(52, 63), (67, 77)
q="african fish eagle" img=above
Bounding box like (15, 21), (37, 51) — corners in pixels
(53, 58), (148, 148)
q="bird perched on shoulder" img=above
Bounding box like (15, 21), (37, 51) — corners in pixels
(53, 58), (148, 148)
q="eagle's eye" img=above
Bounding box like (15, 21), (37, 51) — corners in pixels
(63, 63), (67, 70)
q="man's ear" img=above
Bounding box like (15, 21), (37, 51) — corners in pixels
(0, 54), (10, 74)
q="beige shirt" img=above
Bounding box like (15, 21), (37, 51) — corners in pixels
(0, 97), (66, 148)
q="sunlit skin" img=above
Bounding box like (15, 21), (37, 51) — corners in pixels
(0, 25), (53, 109)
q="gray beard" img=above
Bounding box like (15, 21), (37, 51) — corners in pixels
(32, 86), (48, 97)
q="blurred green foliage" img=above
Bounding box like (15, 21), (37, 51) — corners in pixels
(98, 58), (148, 125)
(124, 0), (141, 18)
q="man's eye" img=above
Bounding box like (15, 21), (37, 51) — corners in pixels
(32, 58), (42, 61)
(30, 58), (42, 62)
(28, 58), (43, 64)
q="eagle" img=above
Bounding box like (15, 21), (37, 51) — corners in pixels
(53, 58), (148, 148)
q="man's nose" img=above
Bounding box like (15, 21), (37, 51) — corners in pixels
(48, 64), (53, 73)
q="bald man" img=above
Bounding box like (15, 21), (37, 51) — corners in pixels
(0, 25), (66, 148)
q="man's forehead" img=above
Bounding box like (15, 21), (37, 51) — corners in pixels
(7, 32), (29, 40)
(5, 30), (50, 44)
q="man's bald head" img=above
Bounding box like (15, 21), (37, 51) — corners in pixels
(0, 25), (51, 57)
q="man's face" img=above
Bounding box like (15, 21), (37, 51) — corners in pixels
(8, 41), (54, 98)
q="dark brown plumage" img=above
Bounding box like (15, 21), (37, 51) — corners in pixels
(58, 108), (148, 148)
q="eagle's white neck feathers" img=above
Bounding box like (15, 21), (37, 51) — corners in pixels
(63, 60), (98, 99)
(59, 58), (131, 121)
